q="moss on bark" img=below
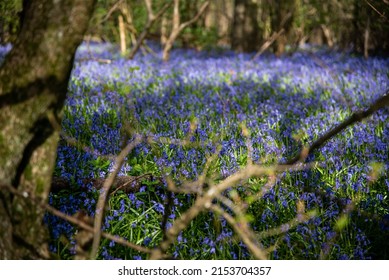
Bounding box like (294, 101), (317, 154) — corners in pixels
(0, 0), (95, 259)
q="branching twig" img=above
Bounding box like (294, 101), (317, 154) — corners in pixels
(90, 135), (143, 259)
(149, 162), (316, 259)
(161, 189), (174, 241)
(162, 1), (209, 61)
(365, 0), (388, 21)
(109, 173), (153, 195)
(1, 183), (151, 255)
(285, 90), (389, 165)
(100, 0), (123, 24)
(47, 110), (117, 161)
(178, 1), (209, 31)
(210, 204), (267, 260)
(128, 1), (173, 59)
(252, 12), (292, 59)
(252, 29), (285, 60)
(256, 210), (317, 239)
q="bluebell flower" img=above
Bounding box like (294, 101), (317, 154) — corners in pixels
(34, 40), (389, 260)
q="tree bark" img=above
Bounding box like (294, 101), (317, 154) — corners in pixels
(231, 0), (260, 53)
(271, 0), (295, 56)
(162, 1), (209, 61)
(0, 0), (95, 259)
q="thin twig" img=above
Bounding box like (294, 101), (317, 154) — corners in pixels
(1, 183), (151, 254)
(100, 0), (123, 24)
(149, 162), (316, 259)
(47, 111), (117, 160)
(76, 57), (112, 64)
(252, 29), (285, 59)
(128, 1), (173, 59)
(210, 204), (267, 260)
(252, 12), (292, 59)
(285, 90), (389, 165)
(364, 0), (388, 21)
(109, 173), (153, 196)
(179, 1), (209, 31)
(256, 210), (316, 239)
(162, 1), (209, 60)
(90, 136), (143, 259)
(161, 190), (174, 241)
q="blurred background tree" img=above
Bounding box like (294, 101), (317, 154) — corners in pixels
(231, 0), (260, 52)
(1, 0), (388, 260)
(2, 0), (388, 57)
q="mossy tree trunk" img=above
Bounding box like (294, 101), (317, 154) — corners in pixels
(0, 0), (95, 259)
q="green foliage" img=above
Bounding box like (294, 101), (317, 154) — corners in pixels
(0, 0), (22, 43)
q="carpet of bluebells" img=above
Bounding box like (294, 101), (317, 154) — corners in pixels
(2, 43), (388, 259)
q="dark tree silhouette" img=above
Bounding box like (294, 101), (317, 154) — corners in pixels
(231, 0), (260, 53)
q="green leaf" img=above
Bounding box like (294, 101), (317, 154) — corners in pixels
(335, 215), (349, 231)
(133, 164), (143, 173)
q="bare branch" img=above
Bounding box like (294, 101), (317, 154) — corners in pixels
(210, 204), (267, 260)
(118, 15), (127, 55)
(161, 190), (174, 241)
(162, 1), (209, 60)
(364, 17), (370, 59)
(252, 29), (285, 59)
(90, 135), (143, 259)
(252, 11), (292, 59)
(178, 1), (210, 32)
(285, 90), (389, 165)
(144, 0), (154, 20)
(240, 122), (253, 165)
(173, 0), (180, 31)
(149, 162), (316, 259)
(365, 0), (388, 21)
(1, 183), (151, 255)
(100, 0), (123, 23)
(128, 1), (172, 59)
(256, 210), (316, 239)
(109, 173), (154, 195)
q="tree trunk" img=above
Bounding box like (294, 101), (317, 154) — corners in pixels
(204, 0), (233, 46)
(0, 0), (95, 259)
(231, 0), (260, 53)
(272, 0), (295, 56)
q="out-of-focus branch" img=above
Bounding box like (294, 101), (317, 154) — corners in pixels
(285, 90), (389, 165)
(100, 0), (123, 23)
(173, 0), (180, 31)
(1, 183), (151, 255)
(241, 122), (253, 165)
(50, 175), (151, 193)
(46, 110), (119, 162)
(178, 1), (209, 31)
(252, 12), (291, 59)
(364, 0), (388, 21)
(256, 210), (316, 239)
(162, 1), (209, 61)
(128, 1), (173, 59)
(144, 0), (154, 19)
(210, 204), (267, 260)
(149, 162), (316, 259)
(90, 135), (143, 259)
(119, 15), (126, 55)
(364, 16), (370, 59)
(252, 29), (284, 60)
